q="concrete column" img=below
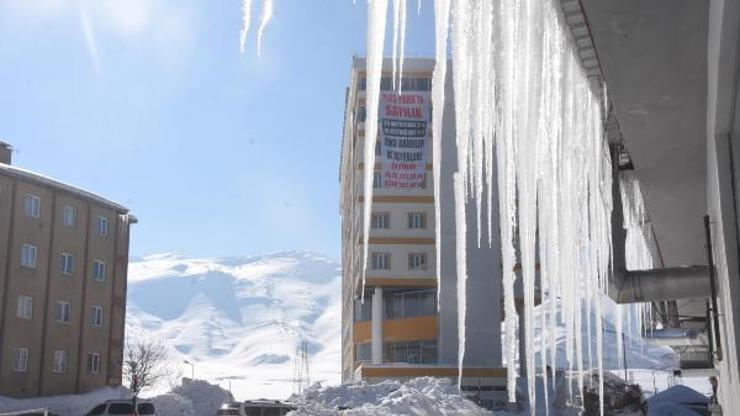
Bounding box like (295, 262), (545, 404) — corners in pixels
(371, 287), (383, 364)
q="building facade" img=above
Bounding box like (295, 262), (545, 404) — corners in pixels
(0, 143), (135, 398)
(340, 58), (507, 408)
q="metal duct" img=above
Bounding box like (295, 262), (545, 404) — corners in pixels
(609, 144), (711, 304)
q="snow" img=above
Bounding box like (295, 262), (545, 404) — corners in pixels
(169, 379), (234, 416)
(126, 251), (341, 400)
(0, 163), (128, 213)
(0, 387), (131, 415)
(151, 393), (195, 416)
(290, 377), (492, 415)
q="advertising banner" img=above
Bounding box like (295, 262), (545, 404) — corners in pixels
(377, 91), (430, 190)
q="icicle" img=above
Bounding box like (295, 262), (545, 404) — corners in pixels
(392, 0), (401, 91)
(256, 0), (274, 57)
(431, 0), (450, 314)
(361, 0), (389, 293)
(399, 0), (407, 93)
(239, 0), (252, 54)
(454, 172), (468, 391)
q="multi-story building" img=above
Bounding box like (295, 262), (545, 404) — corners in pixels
(340, 58), (507, 408)
(0, 142), (135, 398)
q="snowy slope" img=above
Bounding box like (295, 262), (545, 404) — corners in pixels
(125, 251), (342, 401)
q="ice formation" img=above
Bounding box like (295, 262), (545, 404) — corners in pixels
(239, 0), (252, 54)
(302, 0), (657, 413)
(256, 0), (274, 57)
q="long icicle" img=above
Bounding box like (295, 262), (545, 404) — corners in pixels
(361, 0), (389, 295)
(431, 0), (450, 314)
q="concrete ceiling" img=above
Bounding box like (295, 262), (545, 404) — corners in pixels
(580, 0), (709, 267)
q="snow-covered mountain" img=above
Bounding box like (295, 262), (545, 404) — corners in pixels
(125, 251), (342, 401)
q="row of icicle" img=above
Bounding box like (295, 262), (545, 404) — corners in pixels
(237, 0), (657, 414)
(360, 1), (613, 414)
(240, 0), (273, 56)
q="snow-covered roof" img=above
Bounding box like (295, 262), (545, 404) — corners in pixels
(0, 163), (130, 214)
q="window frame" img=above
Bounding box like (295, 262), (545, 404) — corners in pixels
(21, 243), (38, 269)
(62, 205), (77, 228)
(408, 252), (427, 271)
(97, 216), (109, 238)
(371, 252), (391, 270)
(16, 295), (32, 319)
(87, 352), (101, 374)
(61, 252), (75, 276)
(52, 349), (68, 374)
(371, 212), (390, 230)
(93, 260), (106, 281)
(24, 194), (40, 219)
(91, 305), (103, 327)
(56, 301), (71, 324)
(13, 347), (29, 372)
(408, 212), (427, 229)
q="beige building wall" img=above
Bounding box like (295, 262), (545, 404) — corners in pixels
(0, 153), (135, 398)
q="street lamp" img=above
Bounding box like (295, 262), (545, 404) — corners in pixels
(183, 360), (195, 379)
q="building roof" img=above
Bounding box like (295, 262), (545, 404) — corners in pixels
(0, 163), (130, 214)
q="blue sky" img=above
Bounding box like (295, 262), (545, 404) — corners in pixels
(0, 0), (435, 260)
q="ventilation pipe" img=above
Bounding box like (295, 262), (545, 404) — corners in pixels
(609, 144), (711, 304)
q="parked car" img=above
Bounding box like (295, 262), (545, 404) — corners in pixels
(216, 400), (296, 416)
(86, 399), (156, 416)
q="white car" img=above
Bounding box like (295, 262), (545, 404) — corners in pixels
(86, 399), (156, 416)
(216, 400), (296, 416)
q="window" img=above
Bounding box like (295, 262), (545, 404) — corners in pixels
(16, 295), (32, 319)
(408, 253), (427, 270)
(371, 253), (390, 270)
(355, 343), (371, 362)
(21, 244), (37, 269)
(380, 76), (392, 91)
(384, 340), (437, 364)
(53, 350), (68, 373)
(97, 216), (108, 237)
(13, 347), (29, 372)
(371, 212), (390, 229)
(358, 76), (366, 91)
(108, 403), (133, 415)
(91, 305), (103, 327)
(354, 298), (373, 322)
(373, 171), (383, 189)
(62, 205), (77, 228)
(87, 352), (100, 374)
(137, 404), (156, 415)
(374, 140), (381, 156)
(56, 301), (71, 323)
(385, 289), (437, 319)
(24, 194), (40, 218)
(357, 106), (366, 123)
(88, 405), (107, 416)
(93, 260), (106, 281)
(408, 212), (427, 229)
(61, 253), (74, 276)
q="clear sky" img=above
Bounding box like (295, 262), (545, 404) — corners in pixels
(0, 0), (435, 260)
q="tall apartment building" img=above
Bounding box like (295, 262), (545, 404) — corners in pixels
(340, 58), (507, 408)
(0, 142), (135, 398)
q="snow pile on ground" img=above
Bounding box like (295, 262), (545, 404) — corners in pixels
(127, 251), (341, 400)
(151, 393), (195, 416)
(149, 379), (234, 416)
(290, 377), (492, 415)
(647, 385), (708, 416)
(0, 387), (131, 415)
